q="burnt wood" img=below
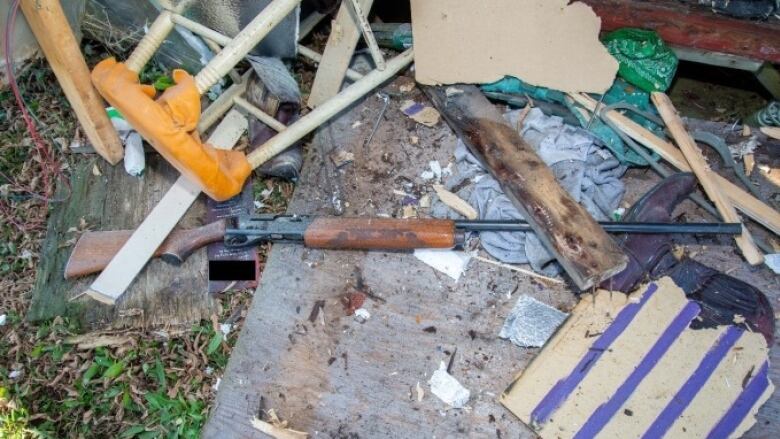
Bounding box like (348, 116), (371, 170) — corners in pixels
(422, 84), (627, 289)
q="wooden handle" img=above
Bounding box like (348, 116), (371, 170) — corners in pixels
(303, 218), (458, 250)
(64, 220), (226, 279)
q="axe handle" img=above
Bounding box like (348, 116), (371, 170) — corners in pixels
(64, 220), (226, 279)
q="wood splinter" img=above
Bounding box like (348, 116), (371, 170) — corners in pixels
(651, 92), (763, 265)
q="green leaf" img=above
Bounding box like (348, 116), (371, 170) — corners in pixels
(104, 386), (123, 399)
(206, 332), (222, 356)
(81, 363), (100, 385)
(122, 389), (133, 410)
(153, 76), (175, 91)
(30, 344), (44, 359)
(102, 362), (125, 380)
(120, 425), (147, 438)
(153, 359), (167, 390)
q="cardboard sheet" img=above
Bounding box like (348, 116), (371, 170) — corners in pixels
(410, 0), (618, 93)
(501, 277), (774, 439)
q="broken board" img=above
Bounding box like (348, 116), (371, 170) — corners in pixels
(501, 277), (773, 438)
(410, 0), (618, 93)
(423, 85), (627, 290)
(30, 155), (216, 329)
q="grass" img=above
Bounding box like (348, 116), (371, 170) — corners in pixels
(0, 308), (248, 438)
(0, 42), (297, 437)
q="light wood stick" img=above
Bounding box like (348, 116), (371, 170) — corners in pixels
(567, 92), (780, 237)
(20, 0), (124, 165)
(84, 109), (248, 305)
(651, 92), (763, 265)
(307, 0), (374, 108)
(194, 0), (302, 94)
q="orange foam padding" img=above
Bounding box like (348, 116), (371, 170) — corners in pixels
(91, 59), (251, 201)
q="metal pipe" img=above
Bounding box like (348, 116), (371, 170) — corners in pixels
(454, 220), (743, 235)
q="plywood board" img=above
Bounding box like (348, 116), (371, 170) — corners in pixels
(501, 277), (774, 439)
(30, 154), (216, 329)
(410, 0), (618, 93)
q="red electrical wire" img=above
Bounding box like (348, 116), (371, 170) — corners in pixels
(3, 0), (68, 204)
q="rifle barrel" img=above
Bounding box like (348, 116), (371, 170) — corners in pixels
(455, 220), (742, 235)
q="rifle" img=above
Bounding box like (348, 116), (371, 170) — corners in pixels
(64, 215), (742, 279)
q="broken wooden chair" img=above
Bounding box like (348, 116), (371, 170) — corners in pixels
(91, 0), (410, 201)
(86, 2), (411, 304)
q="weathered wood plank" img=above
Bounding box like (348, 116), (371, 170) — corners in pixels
(582, 0), (780, 64)
(423, 85), (627, 290)
(30, 155), (216, 329)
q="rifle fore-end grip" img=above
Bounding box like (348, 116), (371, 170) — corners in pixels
(303, 218), (460, 250)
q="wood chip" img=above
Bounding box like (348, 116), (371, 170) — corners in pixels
(742, 125), (752, 137)
(744, 153), (755, 176)
(433, 184), (477, 219)
(472, 254), (563, 285)
(65, 334), (134, 350)
(92, 164), (102, 176)
(760, 126), (780, 140)
(416, 381), (425, 402)
(401, 100), (441, 127)
(250, 418), (308, 439)
(517, 104), (533, 132)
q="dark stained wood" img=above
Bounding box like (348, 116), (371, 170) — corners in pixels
(582, 0), (780, 63)
(64, 220), (227, 279)
(304, 218), (457, 250)
(31, 155), (217, 329)
(422, 85), (627, 290)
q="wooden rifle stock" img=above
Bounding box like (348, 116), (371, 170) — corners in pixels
(64, 220), (227, 279)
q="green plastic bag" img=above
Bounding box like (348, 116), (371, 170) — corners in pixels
(602, 28), (678, 93)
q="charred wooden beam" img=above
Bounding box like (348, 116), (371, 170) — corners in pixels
(422, 85), (627, 290)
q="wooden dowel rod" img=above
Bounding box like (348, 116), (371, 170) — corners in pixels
(198, 71), (250, 133)
(126, 11), (175, 73)
(171, 13), (232, 46)
(233, 96), (288, 132)
(299, 11), (327, 40)
(194, 0), (302, 94)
